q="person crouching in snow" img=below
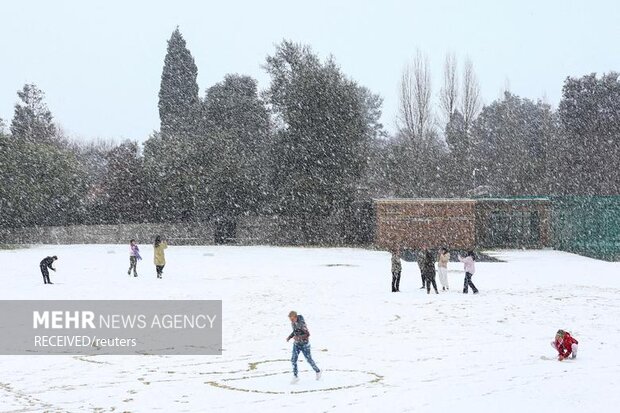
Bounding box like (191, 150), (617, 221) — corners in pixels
(552, 329), (579, 361)
(128, 239), (142, 277)
(39, 255), (58, 284)
(286, 311), (321, 383)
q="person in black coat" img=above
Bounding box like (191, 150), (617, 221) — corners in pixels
(391, 248), (402, 292)
(421, 248), (439, 294)
(39, 256), (58, 284)
(417, 249), (426, 289)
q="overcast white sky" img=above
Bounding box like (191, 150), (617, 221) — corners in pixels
(1, 0), (619, 142)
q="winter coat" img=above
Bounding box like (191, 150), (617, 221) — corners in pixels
(39, 257), (56, 270)
(420, 251), (436, 277)
(154, 242), (168, 266)
(417, 251), (425, 271)
(555, 333), (579, 358)
(391, 253), (402, 273)
(458, 255), (476, 274)
(438, 251), (450, 268)
(287, 315), (311, 344)
(130, 244), (142, 260)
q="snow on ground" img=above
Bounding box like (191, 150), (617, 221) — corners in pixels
(0, 245), (619, 412)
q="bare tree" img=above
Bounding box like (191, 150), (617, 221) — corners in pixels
(398, 50), (433, 141)
(398, 64), (416, 138)
(439, 53), (458, 124)
(461, 57), (481, 132)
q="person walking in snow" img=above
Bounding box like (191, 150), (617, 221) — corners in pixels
(421, 247), (439, 294)
(39, 255), (58, 285)
(153, 236), (168, 279)
(391, 248), (402, 292)
(552, 329), (579, 361)
(286, 311), (321, 383)
(417, 249), (426, 289)
(437, 247), (450, 291)
(458, 251), (479, 294)
(128, 239), (142, 277)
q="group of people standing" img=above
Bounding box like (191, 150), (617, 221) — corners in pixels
(390, 247), (479, 294)
(38, 236), (169, 284)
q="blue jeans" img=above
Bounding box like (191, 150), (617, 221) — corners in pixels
(291, 342), (320, 376)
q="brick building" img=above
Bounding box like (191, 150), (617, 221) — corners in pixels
(374, 198), (551, 250)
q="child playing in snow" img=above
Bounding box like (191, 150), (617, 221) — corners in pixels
(286, 311), (321, 383)
(128, 239), (142, 277)
(552, 329), (579, 361)
(154, 236), (168, 279)
(458, 251), (479, 294)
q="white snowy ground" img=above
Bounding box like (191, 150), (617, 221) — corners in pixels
(1, 245), (619, 413)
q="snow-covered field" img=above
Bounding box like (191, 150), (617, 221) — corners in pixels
(1, 245), (619, 412)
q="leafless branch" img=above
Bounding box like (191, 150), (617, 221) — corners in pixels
(439, 53), (458, 123)
(461, 57), (481, 132)
(398, 50), (433, 141)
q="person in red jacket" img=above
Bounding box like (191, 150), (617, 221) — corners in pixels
(551, 329), (579, 361)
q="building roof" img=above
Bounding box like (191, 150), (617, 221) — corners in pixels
(373, 197), (550, 203)
(373, 198), (475, 203)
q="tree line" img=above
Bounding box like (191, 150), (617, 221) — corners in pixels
(1, 29), (619, 241)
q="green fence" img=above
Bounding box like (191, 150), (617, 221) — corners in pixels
(551, 196), (620, 261)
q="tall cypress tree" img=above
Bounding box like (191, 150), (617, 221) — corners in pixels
(148, 28), (201, 222)
(10, 84), (56, 143)
(158, 27), (200, 139)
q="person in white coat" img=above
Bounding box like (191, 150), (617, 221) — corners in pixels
(437, 247), (450, 291)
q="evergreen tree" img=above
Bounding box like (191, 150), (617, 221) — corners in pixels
(556, 72), (620, 195)
(198, 74), (271, 219)
(100, 141), (147, 223)
(1, 84), (87, 228)
(10, 84), (57, 143)
(264, 41), (382, 242)
(158, 27), (200, 139)
(471, 92), (555, 195)
(142, 131), (195, 222)
(0, 136), (86, 228)
(148, 28), (201, 222)
(382, 130), (447, 198)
